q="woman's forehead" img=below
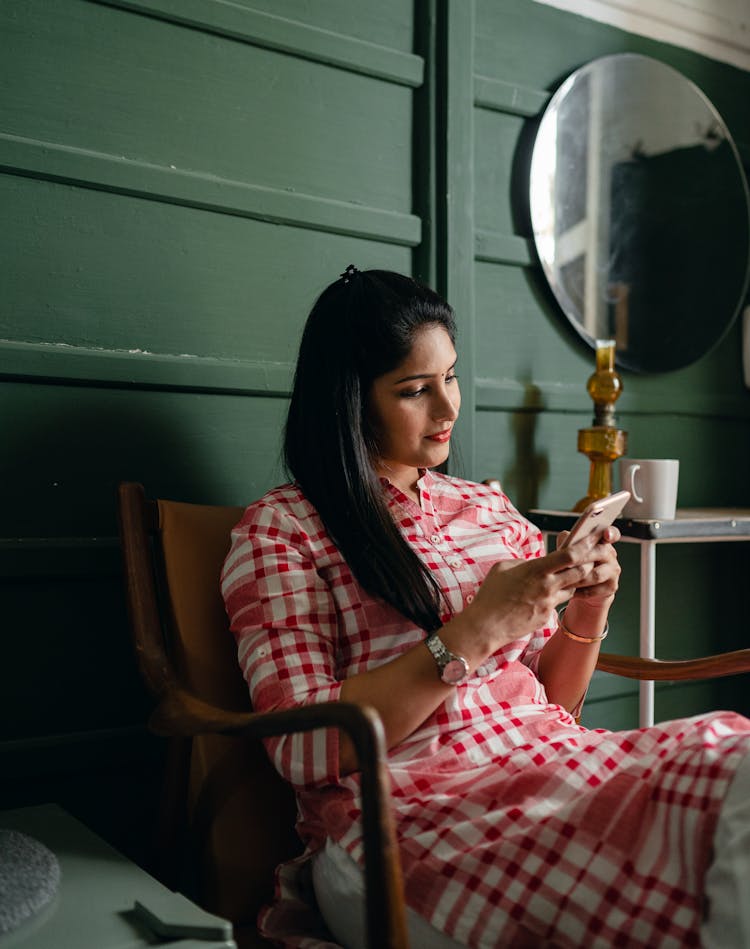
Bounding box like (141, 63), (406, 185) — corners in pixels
(395, 325), (457, 371)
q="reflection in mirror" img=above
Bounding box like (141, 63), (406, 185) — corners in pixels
(530, 53), (750, 373)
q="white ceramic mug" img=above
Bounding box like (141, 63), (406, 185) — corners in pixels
(619, 459), (680, 520)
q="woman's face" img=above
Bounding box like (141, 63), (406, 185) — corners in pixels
(367, 324), (460, 493)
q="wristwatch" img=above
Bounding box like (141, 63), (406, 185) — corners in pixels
(425, 632), (470, 685)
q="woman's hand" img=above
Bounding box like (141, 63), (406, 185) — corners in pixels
(449, 530), (619, 664)
(558, 524), (621, 607)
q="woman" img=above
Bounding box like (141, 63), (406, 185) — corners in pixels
(221, 267), (750, 948)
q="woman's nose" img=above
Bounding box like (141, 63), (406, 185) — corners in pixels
(434, 387), (459, 420)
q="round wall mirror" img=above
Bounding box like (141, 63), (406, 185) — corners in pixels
(529, 53), (750, 373)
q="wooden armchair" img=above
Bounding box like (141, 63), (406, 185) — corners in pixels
(116, 481), (750, 949)
(117, 481), (407, 949)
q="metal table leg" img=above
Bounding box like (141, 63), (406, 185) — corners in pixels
(639, 541), (656, 727)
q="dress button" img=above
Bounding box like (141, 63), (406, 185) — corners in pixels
(430, 534), (442, 545)
(465, 593), (474, 604)
(448, 557), (462, 569)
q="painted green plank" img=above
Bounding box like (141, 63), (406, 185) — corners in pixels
(474, 230), (534, 266)
(221, 0), (416, 53)
(0, 382), (290, 537)
(0, 174), (412, 363)
(445, 0), (477, 475)
(93, 0), (424, 87)
(1, 0), (414, 215)
(0, 340), (294, 396)
(473, 107), (532, 238)
(474, 74), (549, 116)
(412, 0), (440, 288)
(0, 135), (421, 246)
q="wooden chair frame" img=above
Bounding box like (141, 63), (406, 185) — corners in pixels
(117, 481), (408, 949)
(117, 480), (750, 949)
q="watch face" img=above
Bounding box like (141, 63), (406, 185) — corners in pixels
(442, 657), (468, 685)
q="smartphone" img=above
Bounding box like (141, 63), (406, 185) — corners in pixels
(559, 490), (630, 548)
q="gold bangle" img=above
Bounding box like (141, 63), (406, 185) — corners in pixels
(557, 608), (608, 644)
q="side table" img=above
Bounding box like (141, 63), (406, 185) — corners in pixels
(0, 804), (236, 949)
(528, 508), (750, 727)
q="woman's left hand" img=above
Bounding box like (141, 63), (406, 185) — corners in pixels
(556, 525), (621, 607)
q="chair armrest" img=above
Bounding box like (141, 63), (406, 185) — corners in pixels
(150, 689), (409, 949)
(597, 649), (750, 681)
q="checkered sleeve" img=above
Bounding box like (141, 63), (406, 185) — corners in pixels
(221, 500), (343, 790)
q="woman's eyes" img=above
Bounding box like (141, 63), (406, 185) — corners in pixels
(399, 373), (458, 399)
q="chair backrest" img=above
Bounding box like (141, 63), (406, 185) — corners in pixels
(117, 482), (302, 939)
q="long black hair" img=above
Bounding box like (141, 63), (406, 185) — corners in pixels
(284, 269), (457, 633)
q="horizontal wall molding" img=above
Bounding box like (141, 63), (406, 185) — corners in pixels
(476, 377), (750, 419)
(475, 229), (535, 266)
(474, 74), (550, 117)
(5, 337), (749, 418)
(92, 0), (424, 88)
(0, 337), (295, 395)
(0, 537), (121, 578)
(0, 133), (421, 247)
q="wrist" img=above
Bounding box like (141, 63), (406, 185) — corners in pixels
(557, 607), (608, 644)
(560, 597), (612, 638)
(439, 610), (494, 671)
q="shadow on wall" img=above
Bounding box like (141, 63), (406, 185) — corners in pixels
(501, 381), (549, 514)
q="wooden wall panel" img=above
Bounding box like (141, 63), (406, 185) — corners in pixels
(1, 1), (415, 213)
(0, 383), (295, 537)
(0, 175), (411, 368)
(223, 0), (416, 52)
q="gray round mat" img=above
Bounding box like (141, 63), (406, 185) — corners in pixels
(0, 829), (60, 934)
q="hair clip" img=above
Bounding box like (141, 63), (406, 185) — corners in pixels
(340, 264), (359, 284)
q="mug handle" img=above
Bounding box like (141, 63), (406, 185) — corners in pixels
(626, 464), (644, 503)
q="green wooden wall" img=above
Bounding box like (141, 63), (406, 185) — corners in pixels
(2, 0), (749, 865)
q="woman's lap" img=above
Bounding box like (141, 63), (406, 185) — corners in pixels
(314, 743), (750, 949)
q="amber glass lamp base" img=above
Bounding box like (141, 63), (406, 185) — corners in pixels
(573, 340), (627, 512)
(573, 426), (628, 511)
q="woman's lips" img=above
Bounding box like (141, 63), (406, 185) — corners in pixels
(426, 429), (452, 443)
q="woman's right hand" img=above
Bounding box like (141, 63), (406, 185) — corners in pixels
(447, 539), (604, 664)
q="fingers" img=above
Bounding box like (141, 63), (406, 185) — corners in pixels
(556, 525), (621, 552)
(571, 549), (621, 598)
(550, 531), (620, 597)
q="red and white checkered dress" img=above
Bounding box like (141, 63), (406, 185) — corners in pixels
(221, 470), (750, 948)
